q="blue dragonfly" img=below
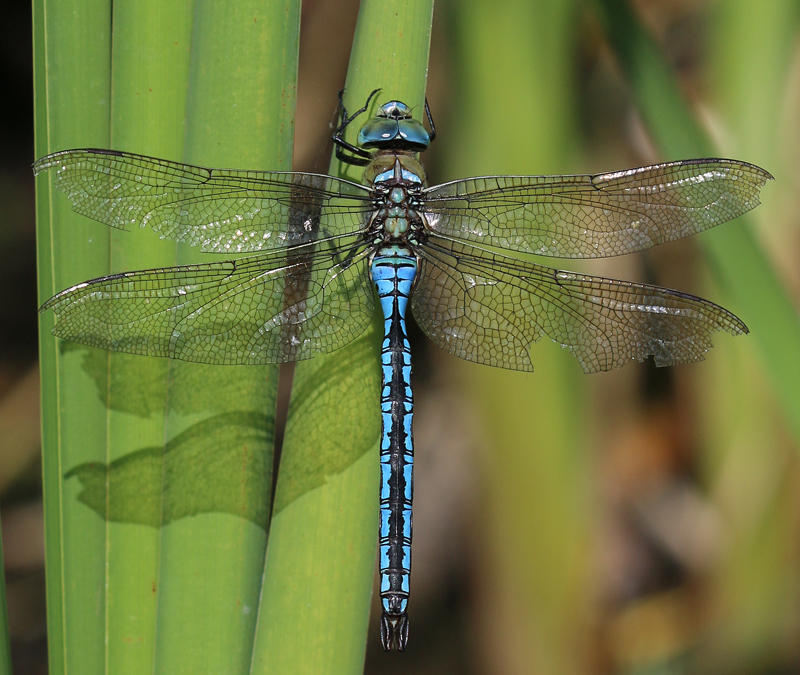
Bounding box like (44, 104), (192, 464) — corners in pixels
(36, 90), (771, 650)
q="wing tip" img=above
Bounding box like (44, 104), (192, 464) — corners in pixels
(687, 157), (774, 185)
(593, 157), (774, 188)
(39, 280), (93, 314)
(32, 148), (126, 176)
(734, 318), (750, 336)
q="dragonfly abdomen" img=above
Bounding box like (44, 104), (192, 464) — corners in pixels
(371, 245), (417, 651)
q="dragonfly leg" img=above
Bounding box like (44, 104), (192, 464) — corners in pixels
(333, 88), (381, 166)
(423, 98), (436, 143)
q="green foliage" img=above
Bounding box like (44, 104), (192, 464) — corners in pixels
(253, 2), (434, 669)
(34, 0), (798, 672)
(598, 0), (800, 443)
(441, 1), (589, 672)
(35, 0), (435, 671)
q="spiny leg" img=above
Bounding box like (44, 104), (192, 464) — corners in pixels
(333, 88), (381, 166)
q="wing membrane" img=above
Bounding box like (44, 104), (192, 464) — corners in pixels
(412, 236), (747, 373)
(41, 241), (375, 365)
(33, 149), (373, 253)
(423, 159), (772, 258)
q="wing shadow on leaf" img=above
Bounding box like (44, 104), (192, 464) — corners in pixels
(64, 330), (382, 527)
(60, 341), (278, 418)
(65, 411), (274, 529)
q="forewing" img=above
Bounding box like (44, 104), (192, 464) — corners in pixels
(412, 236), (747, 373)
(423, 159), (772, 258)
(41, 241), (375, 365)
(33, 149), (373, 253)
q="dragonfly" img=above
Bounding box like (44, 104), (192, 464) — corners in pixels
(36, 89), (771, 651)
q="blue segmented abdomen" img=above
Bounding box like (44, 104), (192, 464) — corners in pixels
(370, 244), (417, 651)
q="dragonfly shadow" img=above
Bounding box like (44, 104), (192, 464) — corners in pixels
(64, 410), (274, 529)
(273, 331), (381, 513)
(61, 341), (166, 418)
(60, 332), (382, 527)
(60, 341), (280, 418)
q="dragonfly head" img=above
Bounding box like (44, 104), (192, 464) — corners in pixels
(357, 100), (431, 153)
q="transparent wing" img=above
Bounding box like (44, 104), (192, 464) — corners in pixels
(423, 159), (772, 258)
(40, 240), (375, 365)
(412, 236), (747, 373)
(33, 149), (374, 253)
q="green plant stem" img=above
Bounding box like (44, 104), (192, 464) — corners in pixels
(34, 2), (113, 672)
(34, 1), (301, 672)
(251, 0), (434, 670)
(442, 0), (590, 671)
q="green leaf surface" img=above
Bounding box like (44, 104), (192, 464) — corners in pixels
(441, 0), (590, 671)
(35, 0), (300, 672)
(104, 5), (195, 673)
(66, 411), (272, 528)
(150, 3), (299, 672)
(34, 2), (113, 672)
(35, 0), (438, 671)
(250, 0), (434, 670)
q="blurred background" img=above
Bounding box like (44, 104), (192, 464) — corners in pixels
(2, 0), (800, 673)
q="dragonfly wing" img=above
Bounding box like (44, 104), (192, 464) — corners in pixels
(33, 149), (373, 253)
(412, 236), (747, 373)
(41, 241), (375, 365)
(423, 159), (772, 258)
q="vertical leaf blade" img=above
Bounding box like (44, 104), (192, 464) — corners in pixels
(35, 1), (302, 672)
(151, 2), (300, 673)
(0, 512), (12, 675)
(442, 0), (590, 670)
(104, 4), (194, 673)
(34, 2), (112, 673)
(251, 0), (434, 670)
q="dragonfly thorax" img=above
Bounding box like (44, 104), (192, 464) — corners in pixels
(363, 152), (427, 186)
(367, 157), (427, 243)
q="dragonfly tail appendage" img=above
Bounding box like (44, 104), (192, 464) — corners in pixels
(380, 611), (410, 652)
(372, 245), (417, 652)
